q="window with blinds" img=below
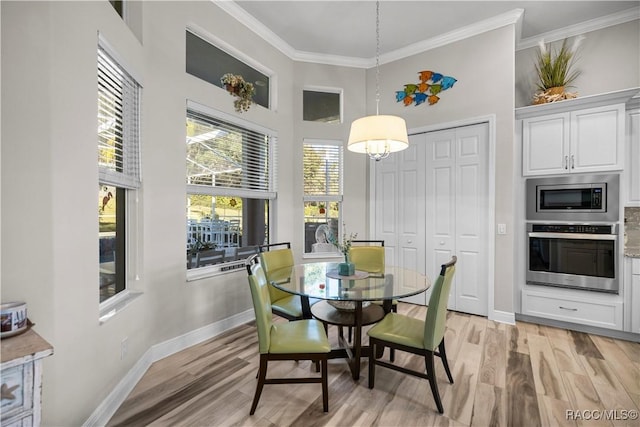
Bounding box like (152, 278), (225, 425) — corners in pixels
(98, 46), (141, 190)
(97, 43), (141, 304)
(303, 141), (342, 198)
(185, 105), (276, 273)
(303, 140), (343, 255)
(186, 109), (275, 197)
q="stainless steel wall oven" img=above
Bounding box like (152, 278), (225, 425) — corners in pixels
(526, 223), (619, 293)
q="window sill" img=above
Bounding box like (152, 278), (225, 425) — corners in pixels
(99, 290), (143, 324)
(187, 260), (246, 282)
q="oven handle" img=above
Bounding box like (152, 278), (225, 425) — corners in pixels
(528, 232), (617, 241)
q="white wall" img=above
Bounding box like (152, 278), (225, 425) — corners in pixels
(515, 20), (640, 107)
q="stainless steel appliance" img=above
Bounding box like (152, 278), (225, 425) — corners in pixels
(526, 174), (619, 222)
(526, 223), (619, 293)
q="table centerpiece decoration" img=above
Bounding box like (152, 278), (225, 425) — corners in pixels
(329, 224), (357, 276)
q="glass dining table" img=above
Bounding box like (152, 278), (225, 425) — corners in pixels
(268, 262), (431, 380)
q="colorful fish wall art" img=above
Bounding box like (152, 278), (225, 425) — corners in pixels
(396, 70), (457, 106)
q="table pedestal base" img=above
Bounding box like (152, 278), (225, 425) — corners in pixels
(311, 301), (385, 380)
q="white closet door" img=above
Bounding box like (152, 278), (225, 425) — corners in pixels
(397, 140), (427, 304)
(373, 123), (489, 316)
(425, 124), (488, 315)
(453, 124), (488, 315)
(425, 129), (458, 307)
(373, 139), (426, 304)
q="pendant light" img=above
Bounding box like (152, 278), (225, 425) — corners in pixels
(348, 1), (408, 161)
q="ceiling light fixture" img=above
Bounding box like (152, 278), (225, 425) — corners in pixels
(347, 1), (408, 161)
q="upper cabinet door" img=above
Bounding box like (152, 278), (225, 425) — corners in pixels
(522, 112), (570, 176)
(522, 103), (625, 176)
(570, 104), (624, 173)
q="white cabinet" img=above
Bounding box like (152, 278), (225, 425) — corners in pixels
(0, 330), (53, 427)
(522, 287), (623, 330)
(522, 103), (625, 176)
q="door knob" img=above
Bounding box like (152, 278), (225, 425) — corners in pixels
(439, 241), (445, 245)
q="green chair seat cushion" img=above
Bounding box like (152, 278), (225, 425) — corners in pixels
(367, 312), (426, 349)
(271, 294), (303, 318)
(270, 319), (330, 354)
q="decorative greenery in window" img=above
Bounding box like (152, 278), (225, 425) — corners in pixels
(220, 73), (255, 112)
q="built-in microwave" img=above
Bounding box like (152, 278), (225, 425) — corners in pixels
(526, 174), (619, 222)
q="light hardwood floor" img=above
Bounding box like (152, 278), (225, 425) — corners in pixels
(107, 303), (640, 427)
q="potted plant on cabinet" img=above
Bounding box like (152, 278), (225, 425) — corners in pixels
(532, 37), (583, 105)
(220, 73), (255, 112)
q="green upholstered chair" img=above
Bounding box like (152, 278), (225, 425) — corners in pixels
(259, 242), (313, 320)
(367, 256), (457, 414)
(246, 258), (330, 415)
(349, 240), (386, 274)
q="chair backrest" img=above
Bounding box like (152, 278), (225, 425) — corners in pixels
(258, 243), (294, 303)
(349, 240), (385, 274)
(423, 256), (457, 351)
(247, 258), (273, 354)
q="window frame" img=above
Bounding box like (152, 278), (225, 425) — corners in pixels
(302, 138), (344, 258)
(97, 39), (143, 315)
(186, 25), (276, 111)
(303, 86), (344, 124)
(186, 101), (278, 280)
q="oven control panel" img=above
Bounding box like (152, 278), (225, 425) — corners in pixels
(530, 224), (615, 234)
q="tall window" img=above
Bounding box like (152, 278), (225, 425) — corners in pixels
(303, 140), (343, 255)
(98, 45), (141, 303)
(186, 104), (276, 272)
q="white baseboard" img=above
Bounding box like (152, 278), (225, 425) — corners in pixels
(83, 309), (255, 427)
(489, 309), (516, 325)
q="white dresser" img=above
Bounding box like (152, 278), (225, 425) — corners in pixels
(1, 330), (53, 427)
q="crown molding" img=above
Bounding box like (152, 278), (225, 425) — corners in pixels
(379, 8), (523, 66)
(216, 1), (637, 68)
(213, 0), (298, 59)
(517, 6), (640, 51)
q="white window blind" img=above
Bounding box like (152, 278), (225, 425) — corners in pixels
(303, 141), (343, 199)
(186, 109), (276, 198)
(98, 46), (141, 189)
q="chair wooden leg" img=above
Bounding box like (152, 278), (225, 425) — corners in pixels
(388, 305), (397, 362)
(425, 351), (444, 414)
(439, 340), (454, 384)
(321, 358), (329, 412)
(368, 340), (376, 389)
(250, 355), (268, 415)
(315, 360), (320, 372)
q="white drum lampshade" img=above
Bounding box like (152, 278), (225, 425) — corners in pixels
(347, 115), (409, 161)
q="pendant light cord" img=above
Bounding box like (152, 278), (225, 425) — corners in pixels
(375, 0), (380, 116)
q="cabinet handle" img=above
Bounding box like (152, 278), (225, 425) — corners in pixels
(571, 155), (575, 169)
(559, 306), (578, 311)
(564, 155), (568, 169)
